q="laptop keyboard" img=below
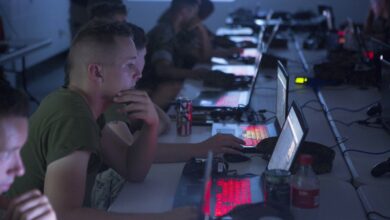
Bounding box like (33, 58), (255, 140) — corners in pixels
(242, 125), (269, 146)
(214, 178), (252, 217)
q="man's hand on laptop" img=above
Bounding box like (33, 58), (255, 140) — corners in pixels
(114, 89), (159, 127)
(199, 133), (245, 155)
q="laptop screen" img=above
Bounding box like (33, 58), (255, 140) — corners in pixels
(318, 5), (335, 31)
(381, 57), (390, 118)
(276, 61), (289, 128)
(268, 102), (307, 170)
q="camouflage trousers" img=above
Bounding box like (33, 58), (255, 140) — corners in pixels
(91, 169), (125, 210)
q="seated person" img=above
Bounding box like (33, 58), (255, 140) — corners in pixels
(87, 21), (245, 209)
(185, 0), (241, 61)
(6, 19), (199, 220)
(137, 0), (229, 110)
(81, 1), (172, 135)
(157, 0), (240, 64)
(364, 0), (390, 43)
(0, 85), (56, 220)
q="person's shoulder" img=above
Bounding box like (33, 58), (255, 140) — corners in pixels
(29, 88), (96, 131)
(40, 88), (93, 118)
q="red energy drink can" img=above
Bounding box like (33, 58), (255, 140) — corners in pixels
(176, 97), (192, 136)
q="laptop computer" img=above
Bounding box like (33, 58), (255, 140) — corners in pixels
(191, 25), (282, 110)
(174, 101), (308, 219)
(191, 55), (262, 110)
(318, 5), (335, 31)
(211, 61), (289, 147)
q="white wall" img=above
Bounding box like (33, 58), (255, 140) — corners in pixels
(0, 0), (71, 67)
(0, 0), (370, 66)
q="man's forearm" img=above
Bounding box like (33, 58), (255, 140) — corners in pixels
(125, 124), (159, 182)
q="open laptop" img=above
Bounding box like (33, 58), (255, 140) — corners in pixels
(214, 18), (281, 69)
(191, 54), (263, 110)
(211, 61), (289, 147)
(318, 5), (335, 31)
(191, 28), (281, 110)
(174, 101), (308, 219)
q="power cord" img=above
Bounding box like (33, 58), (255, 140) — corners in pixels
(263, 116), (276, 124)
(330, 117), (381, 128)
(342, 149), (390, 156)
(367, 211), (390, 220)
(300, 99), (321, 109)
(329, 136), (349, 149)
(327, 100), (381, 113)
(301, 100), (381, 114)
(258, 109), (276, 115)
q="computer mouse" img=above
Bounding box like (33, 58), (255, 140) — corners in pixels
(256, 137), (278, 154)
(223, 153), (251, 163)
(371, 158), (390, 177)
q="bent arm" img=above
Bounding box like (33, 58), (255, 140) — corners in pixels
(44, 150), (179, 220)
(155, 134), (245, 163)
(101, 122), (158, 182)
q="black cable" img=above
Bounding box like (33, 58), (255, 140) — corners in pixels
(360, 124), (385, 130)
(258, 109), (276, 115)
(303, 105), (324, 112)
(329, 137), (349, 149)
(342, 149), (390, 156)
(302, 100), (381, 114)
(329, 119), (358, 127)
(300, 99), (321, 109)
(367, 211), (390, 220)
(263, 116), (276, 124)
(330, 117), (380, 127)
(327, 100), (381, 113)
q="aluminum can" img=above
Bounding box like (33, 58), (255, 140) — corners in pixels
(264, 169), (291, 209)
(176, 97), (192, 136)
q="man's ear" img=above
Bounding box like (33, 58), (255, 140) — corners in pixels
(87, 63), (104, 83)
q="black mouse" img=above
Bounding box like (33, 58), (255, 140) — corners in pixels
(371, 158), (390, 177)
(223, 153), (251, 163)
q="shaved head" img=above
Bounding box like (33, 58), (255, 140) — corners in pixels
(65, 19), (134, 86)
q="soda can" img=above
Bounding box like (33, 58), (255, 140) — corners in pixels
(175, 97), (192, 136)
(264, 169), (291, 209)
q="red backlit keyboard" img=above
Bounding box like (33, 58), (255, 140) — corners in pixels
(214, 178), (252, 217)
(242, 125), (269, 146)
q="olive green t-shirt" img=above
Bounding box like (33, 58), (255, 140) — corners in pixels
(7, 88), (102, 206)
